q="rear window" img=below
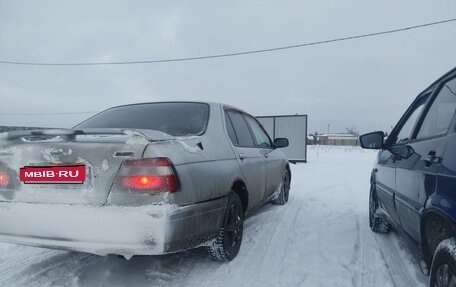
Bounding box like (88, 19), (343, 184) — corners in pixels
(75, 103), (209, 136)
(226, 110), (255, 147)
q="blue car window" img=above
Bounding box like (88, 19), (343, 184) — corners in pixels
(416, 77), (456, 139)
(394, 94), (430, 144)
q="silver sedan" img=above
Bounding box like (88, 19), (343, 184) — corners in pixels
(0, 102), (291, 261)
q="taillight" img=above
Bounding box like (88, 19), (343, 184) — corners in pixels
(115, 158), (179, 193)
(0, 171), (10, 187)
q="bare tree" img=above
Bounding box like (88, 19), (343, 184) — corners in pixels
(345, 126), (359, 137)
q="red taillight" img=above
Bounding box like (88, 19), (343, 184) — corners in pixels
(116, 158), (179, 193)
(120, 175), (178, 191)
(0, 171), (10, 187)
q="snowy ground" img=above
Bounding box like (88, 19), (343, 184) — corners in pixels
(0, 146), (428, 287)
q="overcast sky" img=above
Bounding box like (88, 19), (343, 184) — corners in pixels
(0, 0), (455, 135)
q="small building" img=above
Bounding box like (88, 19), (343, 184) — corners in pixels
(313, 133), (359, 146)
(256, 115), (308, 163)
(0, 126), (44, 133)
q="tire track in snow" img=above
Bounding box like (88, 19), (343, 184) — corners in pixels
(240, 197), (304, 286)
(0, 246), (97, 287)
(355, 216), (396, 287)
(200, 201), (290, 287)
(373, 231), (427, 287)
(0, 246), (64, 286)
(16, 253), (97, 287)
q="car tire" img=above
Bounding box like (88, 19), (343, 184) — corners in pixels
(369, 185), (391, 233)
(207, 192), (244, 262)
(272, 169), (291, 205)
(430, 238), (456, 287)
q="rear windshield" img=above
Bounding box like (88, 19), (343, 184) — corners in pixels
(75, 103), (209, 136)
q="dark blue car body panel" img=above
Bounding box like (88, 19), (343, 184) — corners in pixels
(425, 131), (456, 225)
(369, 67), (456, 272)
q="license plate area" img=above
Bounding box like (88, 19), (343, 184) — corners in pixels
(19, 165), (86, 184)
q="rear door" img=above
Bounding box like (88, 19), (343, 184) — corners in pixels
(243, 114), (285, 201)
(438, 109), (456, 214)
(225, 110), (267, 211)
(395, 76), (456, 242)
(377, 92), (431, 225)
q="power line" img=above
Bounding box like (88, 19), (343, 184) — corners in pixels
(1, 18), (455, 66)
(0, 111), (99, 116)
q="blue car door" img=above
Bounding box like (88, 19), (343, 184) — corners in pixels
(395, 76), (456, 242)
(438, 115), (456, 217)
(376, 148), (400, 225)
(378, 92), (431, 226)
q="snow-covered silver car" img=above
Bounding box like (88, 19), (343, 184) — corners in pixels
(0, 102), (291, 261)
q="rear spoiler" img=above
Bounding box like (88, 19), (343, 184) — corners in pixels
(0, 128), (175, 144)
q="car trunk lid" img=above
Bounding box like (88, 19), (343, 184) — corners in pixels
(0, 128), (174, 205)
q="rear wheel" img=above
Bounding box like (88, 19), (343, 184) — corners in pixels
(272, 169), (290, 205)
(369, 185), (391, 233)
(207, 192), (244, 262)
(430, 238), (456, 287)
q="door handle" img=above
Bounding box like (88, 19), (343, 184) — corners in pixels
(238, 153), (246, 160)
(423, 151), (442, 167)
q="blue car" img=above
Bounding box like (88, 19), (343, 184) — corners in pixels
(360, 67), (456, 287)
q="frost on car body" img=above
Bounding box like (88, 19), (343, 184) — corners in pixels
(0, 102), (290, 260)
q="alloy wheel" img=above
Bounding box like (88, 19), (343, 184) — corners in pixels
(283, 171), (290, 202)
(225, 204), (243, 248)
(369, 188), (376, 228)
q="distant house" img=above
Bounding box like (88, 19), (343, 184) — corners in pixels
(307, 135), (315, 145)
(0, 126), (44, 133)
(310, 133), (359, 146)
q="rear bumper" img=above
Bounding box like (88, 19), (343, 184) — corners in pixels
(0, 198), (226, 258)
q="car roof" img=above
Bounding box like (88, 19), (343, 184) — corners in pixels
(100, 101), (251, 115)
(106, 101), (216, 109)
(423, 66), (456, 92)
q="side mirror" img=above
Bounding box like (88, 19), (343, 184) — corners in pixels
(274, 138), (289, 148)
(359, 131), (384, 149)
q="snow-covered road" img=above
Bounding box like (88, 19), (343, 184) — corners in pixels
(0, 146), (428, 286)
